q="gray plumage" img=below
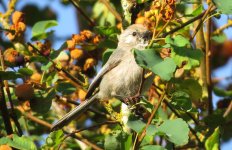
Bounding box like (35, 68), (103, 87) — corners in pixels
(51, 24), (153, 131)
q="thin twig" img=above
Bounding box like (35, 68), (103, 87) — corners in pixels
(0, 79), (13, 135)
(27, 42), (88, 88)
(99, 0), (122, 22)
(135, 92), (166, 149)
(160, 7), (214, 38)
(17, 106), (103, 149)
(190, 4), (216, 41)
(58, 121), (118, 150)
(0, 49), (23, 136)
(213, 20), (232, 35)
(68, 0), (95, 27)
(205, 12), (213, 114)
(223, 101), (232, 118)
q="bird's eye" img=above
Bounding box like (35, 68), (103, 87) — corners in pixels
(132, 32), (137, 36)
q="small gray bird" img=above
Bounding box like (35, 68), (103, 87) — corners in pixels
(51, 24), (153, 131)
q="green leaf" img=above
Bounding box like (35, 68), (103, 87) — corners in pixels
(104, 130), (128, 150)
(18, 68), (33, 76)
(214, 87), (232, 97)
(157, 118), (189, 146)
(205, 127), (220, 150)
(0, 71), (23, 80)
(165, 35), (190, 47)
(124, 134), (132, 150)
(213, 0), (232, 14)
(45, 130), (64, 147)
(151, 58), (176, 81)
(30, 89), (55, 113)
(146, 125), (158, 136)
(2, 134), (37, 150)
(31, 20), (58, 40)
(180, 79), (202, 100)
(192, 5), (203, 16)
(56, 82), (76, 95)
(93, 2), (116, 26)
(134, 49), (176, 81)
(211, 34), (227, 43)
(171, 91), (192, 111)
(94, 26), (119, 36)
(102, 48), (115, 65)
(127, 115), (146, 133)
(141, 145), (167, 150)
(171, 46), (203, 70)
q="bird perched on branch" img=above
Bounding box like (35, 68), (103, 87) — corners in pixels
(51, 24), (153, 131)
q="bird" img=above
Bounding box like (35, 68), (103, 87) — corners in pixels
(51, 24), (153, 131)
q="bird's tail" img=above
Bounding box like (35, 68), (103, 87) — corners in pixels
(51, 94), (98, 131)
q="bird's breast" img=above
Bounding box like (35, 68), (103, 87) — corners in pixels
(98, 54), (143, 100)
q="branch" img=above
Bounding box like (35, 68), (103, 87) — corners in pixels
(17, 106), (103, 150)
(213, 20), (232, 35)
(58, 121), (118, 150)
(135, 92), (166, 149)
(0, 49), (22, 136)
(160, 6), (216, 38)
(68, 0), (95, 27)
(223, 101), (232, 118)
(190, 4), (216, 41)
(99, 0), (122, 22)
(27, 42), (88, 88)
(0, 79), (13, 135)
(205, 12), (213, 114)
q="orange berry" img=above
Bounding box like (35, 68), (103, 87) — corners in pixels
(4, 48), (18, 63)
(70, 48), (83, 59)
(0, 144), (12, 150)
(12, 11), (24, 24)
(83, 58), (96, 71)
(67, 40), (75, 50)
(31, 73), (42, 83)
(72, 34), (82, 43)
(92, 35), (100, 44)
(80, 30), (92, 39)
(17, 22), (26, 32)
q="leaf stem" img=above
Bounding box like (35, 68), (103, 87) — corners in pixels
(134, 92), (166, 149)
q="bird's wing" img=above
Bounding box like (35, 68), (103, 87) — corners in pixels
(85, 49), (123, 99)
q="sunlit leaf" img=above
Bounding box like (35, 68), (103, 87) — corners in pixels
(205, 127), (220, 150)
(213, 0), (232, 14)
(31, 20), (58, 40)
(127, 115), (146, 133)
(157, 118), (189, 146)
(134, 49), (176, 81)
(171, 46), (203, 70)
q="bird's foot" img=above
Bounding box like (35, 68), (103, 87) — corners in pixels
(123, 95), (142, 106)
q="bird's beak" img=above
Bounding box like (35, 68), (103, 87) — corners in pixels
(143, 31), (152, 41)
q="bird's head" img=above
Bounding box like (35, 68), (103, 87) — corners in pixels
(118, 24), (152, 50)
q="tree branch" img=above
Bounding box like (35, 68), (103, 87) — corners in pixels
(68, 0), (95, 27)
